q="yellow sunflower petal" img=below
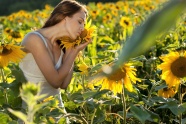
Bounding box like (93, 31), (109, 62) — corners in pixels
(158, 87), (176, 98)
(113, 81), (122, 94)
(124, 76), (133, 92)
(77, 61), (89, 75)
(0, 43), (25, 67)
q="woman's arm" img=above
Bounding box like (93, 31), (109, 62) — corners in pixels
(60, 65), (73, 89)
(23, 33), (91, 89)
(60, 48), (74, 89)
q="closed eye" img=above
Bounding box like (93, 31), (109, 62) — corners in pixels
(79, 21), (82, 24)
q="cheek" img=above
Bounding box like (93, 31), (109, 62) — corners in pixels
(66, 19), (79, 39)
(71, 22), (79, 32)
(68, 21), (77, 31)
(72, 22), (79, 29)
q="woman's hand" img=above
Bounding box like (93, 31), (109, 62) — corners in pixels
(63, 38), (92, 62)
(74, 39), (92, 52)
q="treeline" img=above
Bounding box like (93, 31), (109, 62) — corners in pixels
(0, 0), (118, 16)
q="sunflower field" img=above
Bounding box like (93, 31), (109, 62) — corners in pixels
(1, 0), (186, 124)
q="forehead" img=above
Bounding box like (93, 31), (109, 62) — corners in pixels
(73, 10), (86, 21)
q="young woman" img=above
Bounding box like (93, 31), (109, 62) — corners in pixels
(19, 0), (91, 123)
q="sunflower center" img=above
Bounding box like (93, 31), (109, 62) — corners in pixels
(80, 29), (87, 39)
(124, 20), (129, 25)
(108, 68), (126, 81)
(163, 87), (169, 91)
(171, 57), (186, 78)
(0, 47), (12, 56)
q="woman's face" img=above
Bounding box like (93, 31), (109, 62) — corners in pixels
(65, 9), (86, 40)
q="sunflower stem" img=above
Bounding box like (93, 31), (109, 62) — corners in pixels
(146, 82), (157, 109)
(0, 68), (8, 104)
(0, 67), (5, 83)
(178, 83), (182, 124)
(4, 89), (8, 104)
(90, 108), (97, 124)
(122, 79), (126, 124)
(81, 75), (85, 91)
(81, 49), (86, 91)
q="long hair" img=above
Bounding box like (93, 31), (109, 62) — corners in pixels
(42, 0), (88, 28)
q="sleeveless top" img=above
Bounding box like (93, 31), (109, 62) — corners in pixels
(19, 31), (64, 107)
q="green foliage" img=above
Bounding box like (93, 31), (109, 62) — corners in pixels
(0, 112), (12, 124)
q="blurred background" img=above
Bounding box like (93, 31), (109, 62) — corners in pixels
(0, 0), (119, 16)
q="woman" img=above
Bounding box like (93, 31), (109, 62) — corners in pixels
(19, 0), (90, 123)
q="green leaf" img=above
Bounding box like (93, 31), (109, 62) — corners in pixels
(150, 96), (172, 103)
(92, 89), (110, 99)
(181, 118), (186, 124)
(154, 83), (167, 91)
(85, 99), (98, 113)
(69, 92), (84, 102)
(181, 102), (186, 109)
(157, 101), (185, 116)
(130, 105), (151, 124)
(93, 107), (105, 124)
(58, 117), (67, 124)
(146, 109), (160, 123)
(7, 108), (27, 123)
(38, 106), (51, 115)
(0, 112), (12, 124)
(82, 91), (96, 99)
(7, 120), (18, 124)
(98, 99), (113, 105)
(64, 101), (79, 110)
(89, 63), (104, 73)
(11, 68), (27, 83)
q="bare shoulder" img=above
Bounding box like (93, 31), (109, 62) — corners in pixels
(21, 32), (46, 53)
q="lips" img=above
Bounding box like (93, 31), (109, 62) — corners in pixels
(77, 32), (81, 36)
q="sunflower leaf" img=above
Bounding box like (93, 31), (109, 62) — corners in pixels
(130, 105), (151, 124)
(157, 101), (185, 116)
(0, 112), (12, 124)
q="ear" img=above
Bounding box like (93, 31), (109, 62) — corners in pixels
(64, 16), (70, 21)
(64, 17), (67, 21)
(60, 17), (67, 24)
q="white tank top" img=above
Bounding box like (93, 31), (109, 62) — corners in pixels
(19, 31), (64, 107)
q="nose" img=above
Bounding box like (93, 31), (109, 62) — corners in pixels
(80, 27), (84, 32)
(80, 24), (84, 31)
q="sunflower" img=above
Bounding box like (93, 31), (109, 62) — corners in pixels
(79, 21), (97, 44)
(158, 87), (177, 98)
(77, 60), (90, 76)
(119, 16), (132, 29)
(59, 36), (76, 49)
(102, 13), (112, 23)
(90, 10), (99, 19)
(92, 63), (141, 95)
(42, 95), (59, 108)
(59, 20), (97, 49)
(42, 96), (54, 103)
(0, 43), (26, 67)
(158, 51), (186, 88)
